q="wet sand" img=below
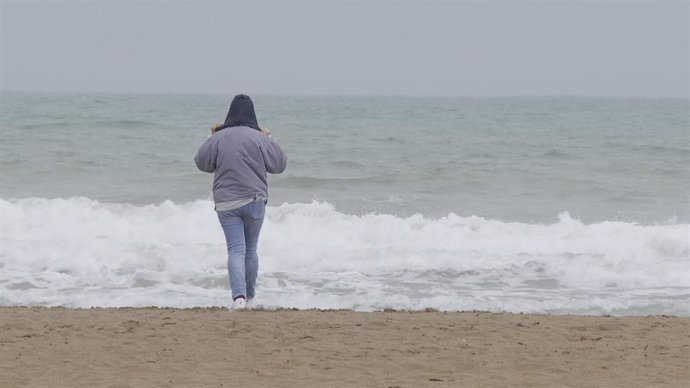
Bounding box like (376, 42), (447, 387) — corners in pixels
(1, 307), (688, 387)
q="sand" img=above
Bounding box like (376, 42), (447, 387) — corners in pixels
(1, 307), (688, 387)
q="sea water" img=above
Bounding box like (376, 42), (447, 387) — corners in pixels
(1, 93), (688, 315)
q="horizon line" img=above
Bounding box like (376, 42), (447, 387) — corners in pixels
(1, 90), (688, 100)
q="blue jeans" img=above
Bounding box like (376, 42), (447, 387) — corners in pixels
(217, 199), (265, 300)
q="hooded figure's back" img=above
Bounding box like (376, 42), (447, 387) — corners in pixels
(194, 95), (287, 208)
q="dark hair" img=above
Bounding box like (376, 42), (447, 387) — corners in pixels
(216, 94), (261, 132)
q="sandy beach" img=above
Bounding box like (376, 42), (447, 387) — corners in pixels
(0, 307), (687, 387)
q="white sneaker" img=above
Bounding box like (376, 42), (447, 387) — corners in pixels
(231, 297), (246, 310)
(246, 297), (255, 309)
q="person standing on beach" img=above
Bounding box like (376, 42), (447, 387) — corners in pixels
(194, 94), (287, 309)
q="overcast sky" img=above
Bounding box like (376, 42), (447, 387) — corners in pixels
(1, 1), (688, 97)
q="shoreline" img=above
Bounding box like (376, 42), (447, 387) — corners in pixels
(2, 307), (688, 387)
(2, 305), (688, 316)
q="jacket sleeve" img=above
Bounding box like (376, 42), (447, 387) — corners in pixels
(261, 136), (287, 174)
(194, 135), (218, 173)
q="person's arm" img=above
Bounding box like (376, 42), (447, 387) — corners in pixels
(194, 134), (218, 173)
(260, 134), (287, 174)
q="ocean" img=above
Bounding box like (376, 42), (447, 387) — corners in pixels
(1, 93), (688, 315)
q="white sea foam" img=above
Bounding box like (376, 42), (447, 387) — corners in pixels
(1, 197), (688, 315)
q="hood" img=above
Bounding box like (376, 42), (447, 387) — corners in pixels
(216, 94), (261, 132)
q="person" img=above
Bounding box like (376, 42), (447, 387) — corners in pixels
(194, 94), (287, 310)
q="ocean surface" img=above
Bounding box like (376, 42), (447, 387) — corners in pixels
(1, 93), (688, 315)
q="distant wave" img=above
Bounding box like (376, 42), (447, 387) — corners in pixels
(19, 119), (160, 130)
(541, 149), (577, 159)
(275, 175), (398, 188)
(602, 141), (690, 156)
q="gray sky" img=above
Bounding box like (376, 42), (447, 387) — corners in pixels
(1, 1), (688, 97)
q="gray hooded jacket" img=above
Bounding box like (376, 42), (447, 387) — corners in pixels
(194, 126), (287, 209)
